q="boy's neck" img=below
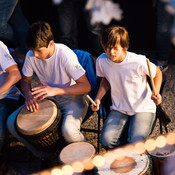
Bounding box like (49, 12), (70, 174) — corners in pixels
(48, 43), (55, 58)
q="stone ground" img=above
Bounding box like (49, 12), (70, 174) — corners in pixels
(1, 50), (175, 175)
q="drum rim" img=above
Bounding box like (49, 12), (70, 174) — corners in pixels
(16, 99), (58, 135)
(147, 145), (175, 158)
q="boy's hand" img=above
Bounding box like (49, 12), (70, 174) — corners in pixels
(31, 81), (56, 100)
(25, 92), (39, 112)
(151, 93), (162, 106)
(91, 99), (101, 111)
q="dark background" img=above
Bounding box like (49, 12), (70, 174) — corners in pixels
(20, 0), (157, 53)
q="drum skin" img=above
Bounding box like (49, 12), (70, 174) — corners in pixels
(15, 99), (62, 151)
(59, 142), (98, 175)
(97, 148), (153, 175)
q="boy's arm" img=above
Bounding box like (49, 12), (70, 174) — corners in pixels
(31, 74), (91, 100)
(152, 66), (162, 105)
(153, 66), (162, 95)
(0, 64), (21, 95)
(61, 74), (91, 95)
(91, 77), (110, 111)
(21, 75), (39, 112)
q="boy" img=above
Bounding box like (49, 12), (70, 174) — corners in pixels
(22, 21), (91, 142)
(7, 21), (91, 160)
(0, 40), (23, 173)
(91, 26), (162, 150)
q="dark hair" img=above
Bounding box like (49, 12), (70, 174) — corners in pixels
(100, 26), (129, 51)
(25, 21), (54, 50)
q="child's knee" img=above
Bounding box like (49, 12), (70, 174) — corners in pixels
(100, 134), (119, 150)
(61, 125), (84, 143)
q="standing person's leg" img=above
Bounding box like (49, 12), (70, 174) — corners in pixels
(82, 0), (104, 57)
(55, 94), (89, 143)
(100, 110), (129, 150)
(155, 0), (173, 69)
(0, 0), (18, 41)
(8, 1), (29, 54)
(128, 112), (156, 144)
(56, 0), (79, 49)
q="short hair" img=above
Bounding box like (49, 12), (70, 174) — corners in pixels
(25, 21), (54, 50)
(100, 26), (129, 51)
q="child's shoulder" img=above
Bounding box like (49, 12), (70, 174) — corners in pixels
(127, 51), (147, 62)
(127, 51), (146, 58)
(97, 53), (107, 59)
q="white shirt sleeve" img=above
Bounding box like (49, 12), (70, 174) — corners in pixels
(61, 47), (85, 81)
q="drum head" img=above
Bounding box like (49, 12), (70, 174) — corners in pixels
(59, 142), (95, 165)
(16, 99), (57, 135)
(98, 148), (151, 175)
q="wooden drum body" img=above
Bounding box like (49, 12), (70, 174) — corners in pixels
(148, 144), (175, 175)
(16, 99), (62, 151)
(59, 142), (97, 175)
(98, 148), (152, 175)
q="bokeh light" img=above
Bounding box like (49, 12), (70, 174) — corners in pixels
(61, 165), (74, 175)
(103, 151), (115, 164)
(51, 167), (63, 175)
(93, 155), (105, 167)
(166, 132), (175, 145)
(134, 141), (146, 154)
(40, 170), (51, 175)
(72, 161), (84, 173)
(144, 139), (156, 151)
(83, 159), (94, 171)
(155, 135), (167, 148)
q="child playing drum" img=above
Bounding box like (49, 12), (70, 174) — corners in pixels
(0, 40), (24, 173)
(22, 21), (91, 142)
(91, 26), (162, 150)
(7, 21), (91, 161)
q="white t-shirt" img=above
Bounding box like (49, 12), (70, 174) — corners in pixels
(22, 43), (85, 87)
(96, 51), (157, 114)
(0, 41), (20, 100)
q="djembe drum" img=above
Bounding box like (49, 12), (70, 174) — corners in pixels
(15, 98), (62, 152)
(59, 142), (97, 175)
(98, 147), (153, 175)
(148, 143), (175, 175)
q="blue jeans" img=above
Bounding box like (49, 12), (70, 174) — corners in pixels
(155, 0), (173, 65)
(7, 95), (89, 159)
(101, 110), (156, 150)
(0, 0), (29, 54)
(0, 97), (23, 154)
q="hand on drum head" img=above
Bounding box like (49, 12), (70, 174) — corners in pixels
(25, 92), (39, 112)
(32, 81), (58, 101)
